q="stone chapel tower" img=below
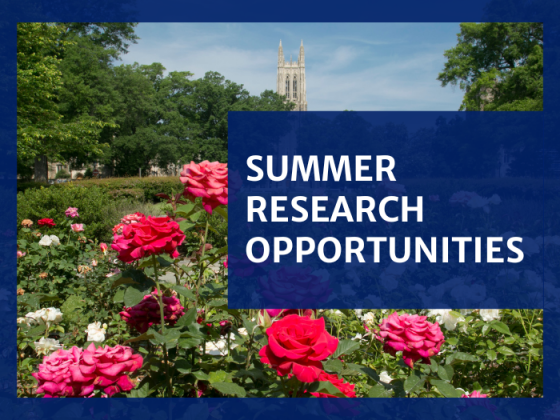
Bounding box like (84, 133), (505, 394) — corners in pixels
(277, 40), (307, 111)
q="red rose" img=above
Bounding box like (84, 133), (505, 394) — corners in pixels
(38, 218), (56, 228)
(111, 215), (185, 263)
(375, 312), (445, 368)
(259, 315), (338, 383)
(310, 370), (356, 398)
(180, 160), (228, 214)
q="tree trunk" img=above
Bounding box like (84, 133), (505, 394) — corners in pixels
(34, 155), (48, 182)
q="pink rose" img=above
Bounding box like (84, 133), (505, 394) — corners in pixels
(80, 343), (143, 397)
(32, 347), (84, 398)
(375, 312), (445, 368)
(111, 215), (185, 264)
(17, 250), (26, 258)
(462, 390), (488, 398)
(71, 224), (84, 232)
(223, 256), (228, 269)
(100, 243), (108, 254)
(180, 160), (228, 214)
(65, 207), (79, 218)
(121, 212), (145, 224)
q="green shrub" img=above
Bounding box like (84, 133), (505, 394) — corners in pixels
(55, 169), (71, 179)
(84, 168), (93, 178)
(18, 184), (118, 242)
(17, 181), (48, 193)
(17, 183), (173, 243)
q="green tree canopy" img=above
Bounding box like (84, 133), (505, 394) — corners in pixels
(438, 23), (543, 111)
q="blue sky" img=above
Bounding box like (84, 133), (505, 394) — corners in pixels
(120, 23), (465, 111)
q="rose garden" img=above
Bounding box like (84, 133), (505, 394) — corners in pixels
(16, 161), (546, 399)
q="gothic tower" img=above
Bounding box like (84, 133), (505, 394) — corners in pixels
(277, 40), (307, 111)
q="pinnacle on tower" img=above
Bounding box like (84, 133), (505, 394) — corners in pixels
(278, 40), (284, 65)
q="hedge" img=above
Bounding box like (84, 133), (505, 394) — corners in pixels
(17, 176), (184, 201)
(17, 178), (228, 247)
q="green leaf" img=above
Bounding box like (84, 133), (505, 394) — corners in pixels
(404, 370), (426, 394)
(178, 221), (195, 232)
(446, 337), (458, 346)
(26, 324), (46, 338)
(176, 308), (197, 327)
(208, 370), (229, 384)
(333, 339), (361, 358)
(308, 381), (347, 398)
(430, 379), (463, 397)
(128, 381), (153, 398)
(176, 203), (195, 215)
(113, 288), (125, 303)
(151, 329), (182, 346)
(157, 255), (173, 267)
(490, 321), (512, 335)
(437, 364), (454, 381)
(207, 298), (228, 308)
(447, 351), (479, 365)
(368, 384), (393, 398)
(497, 346), (515, 356)
(124, 285), (149, 307)
(179, 337), (202, 349)
(172, 285), (196, 301)
(124, 330), (155, 344)
(323, 359), (343, 373)
(345, 363), (380, 382)
(213, 206), (228, 221)
(211, 382), (246, 397)
(191, 371), (209, 381)
(175, 359), (193, 375)
(487, 349), (497, 361)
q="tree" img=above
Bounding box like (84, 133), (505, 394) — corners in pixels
(17, 23), (115, 181)
(438, 23), (543, 111)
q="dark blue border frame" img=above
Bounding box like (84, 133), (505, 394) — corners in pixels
(2, 0), (556, 418)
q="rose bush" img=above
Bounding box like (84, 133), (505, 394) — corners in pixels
(16, 170), (544, 400)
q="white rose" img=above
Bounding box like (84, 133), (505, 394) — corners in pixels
(237, 328), (248, 337)
(49, 235), (60, 246)
(362, 312), (376, 326)
(38, 236), (52, 246)
(205, 333), (236, 356)
(427, 309), (464, 331)
(351, 333), (363, 341)
(479, 309), (501, 322)
(34, 337), (63, 356)
(41, 308), (63, 326)
(86, 321), (107, 342)
(379, 371), (393, 384)
(354, 309), (363, 319)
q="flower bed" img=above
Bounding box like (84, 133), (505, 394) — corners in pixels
(16, 162), (545, 398)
